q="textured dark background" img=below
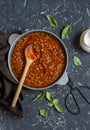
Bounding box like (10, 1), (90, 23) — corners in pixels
(0, 0), (90, 130)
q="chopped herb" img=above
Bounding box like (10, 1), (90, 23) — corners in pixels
(53, 99), (59, 104)
(39, 108), (48, 117)
(61, 24), (72, 39)
(33, 91), (45, 102)
(32, 91), (64, 116)
(45, 14), (58, 28)
(73, 56), (82, 67)
(47, 101), (54, 107)
(47, 99), (59, 107)
(54, 103), (64, 113)
(46, 91), (54, 101)
(46, 92), (64, 113)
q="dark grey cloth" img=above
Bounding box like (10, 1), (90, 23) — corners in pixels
(0, 32), (27, 117)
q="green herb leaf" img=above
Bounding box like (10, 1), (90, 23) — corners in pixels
(53, 99), (59, 104)
(47, 99), (59, 107)
(73, 56), (82, 67)
(45, 14), (58, 28)
(47, 101), (54, 107)
(61, 24), (72, 39)
(39, 109), (48, 117)
(46, 92), (54, 101)
(54, 103), (64, 113)
(33, 91), (46, 102)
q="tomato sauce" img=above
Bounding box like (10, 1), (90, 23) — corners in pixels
(11, 32), (66, 88)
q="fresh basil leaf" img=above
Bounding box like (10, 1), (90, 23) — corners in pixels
(33, 91), (46, 102)
(53, 99), (59, 104)
(73, 56), (82, 67)
(61, 24), (72, 39)
(47, 101), (54, 107)
(54, 103), (64, 113)
(39, 109), (48, 117)
(46, 91), (54, 101)
(45, 14), (58, 28)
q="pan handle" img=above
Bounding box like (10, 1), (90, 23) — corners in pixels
(8, 34), (20, 46)
(56, 72), (68, 85)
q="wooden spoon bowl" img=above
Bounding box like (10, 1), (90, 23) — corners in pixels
(11, 45), (37, 107)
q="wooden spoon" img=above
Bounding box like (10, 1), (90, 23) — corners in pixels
(11, 45), (37, 107)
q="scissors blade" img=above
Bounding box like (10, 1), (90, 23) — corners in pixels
(67, 77), (75, 89)
(77, 88), (90, 104)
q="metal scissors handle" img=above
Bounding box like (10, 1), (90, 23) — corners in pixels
(65, 77), (90, 115)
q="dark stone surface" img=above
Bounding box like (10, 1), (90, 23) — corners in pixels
(0, 0), (90, 130)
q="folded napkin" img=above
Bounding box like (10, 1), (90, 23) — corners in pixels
(0, 31), (27, 117)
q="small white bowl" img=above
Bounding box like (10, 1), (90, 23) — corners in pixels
(80, 29), (90, 53)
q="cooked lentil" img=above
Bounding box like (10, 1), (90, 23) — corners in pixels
(11, 31), (66, 88)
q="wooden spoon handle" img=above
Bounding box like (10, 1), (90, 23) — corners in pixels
(11, 60), (32, 107)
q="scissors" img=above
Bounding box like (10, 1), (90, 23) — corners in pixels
(65, 77), (90, 115)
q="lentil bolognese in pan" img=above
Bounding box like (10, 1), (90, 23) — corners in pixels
(11, 31), (66, 88)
